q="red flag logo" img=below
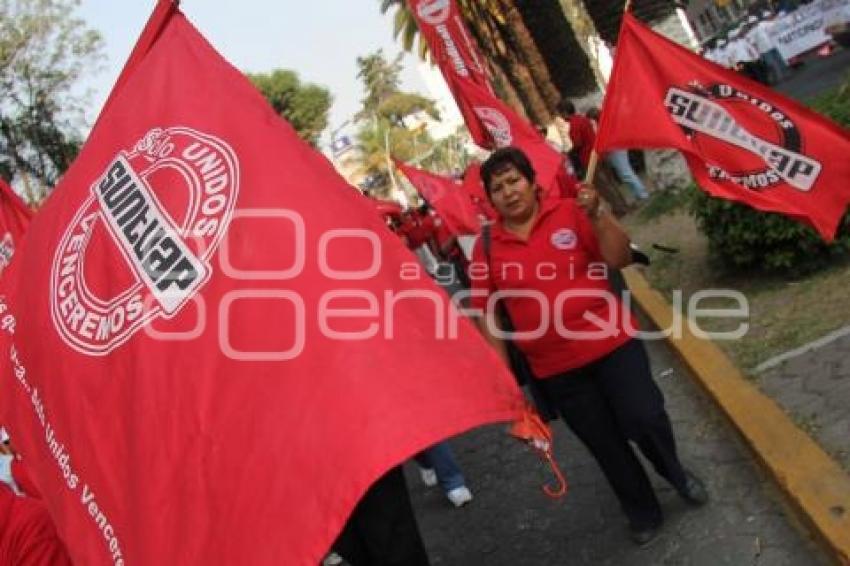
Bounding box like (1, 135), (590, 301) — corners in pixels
(50, 127), (238, 355)
(415, 0), (451, 24)
(664, 84), (820, 192)
(473, 106), (514, 147)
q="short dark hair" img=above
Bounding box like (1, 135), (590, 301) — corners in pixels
(557, 99), (576, 116)
(480, 146), (535, 198)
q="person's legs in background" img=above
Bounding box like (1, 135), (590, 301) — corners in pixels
(764, 48), (789, 83)
(331, 466), (430, 566)
(415, 441), (473, 507)
(606, 150), (650, 201)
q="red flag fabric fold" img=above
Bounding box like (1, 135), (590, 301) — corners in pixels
(0, 179), (32, 277)
(0, 7), (524, 565)
(596, 12), (850, 240)
(448, 76), (573, 198)
(394, 159), (480, 235)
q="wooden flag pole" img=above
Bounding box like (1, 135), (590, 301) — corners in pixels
(583, 151), (600, 185)
(584, 0), (632, 185)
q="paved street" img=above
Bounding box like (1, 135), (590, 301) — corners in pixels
(777, 47), (850, 102)
(405, 338), (829, 565)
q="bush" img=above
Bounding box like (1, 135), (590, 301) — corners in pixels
(689, 79), (850, 276)
(691, 189), (850, 275)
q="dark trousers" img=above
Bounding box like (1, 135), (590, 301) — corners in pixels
(332, 466), (430, 566)
(537, 339), (687, 529)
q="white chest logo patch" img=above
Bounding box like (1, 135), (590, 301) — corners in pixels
(550, 228), (577, 250)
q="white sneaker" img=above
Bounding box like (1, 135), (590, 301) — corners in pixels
(322, 552), (344, 566)
(419, 467), (438, 487)
(446, 486), (473, 508)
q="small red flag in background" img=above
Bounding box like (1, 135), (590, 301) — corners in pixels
(0, 179), (32, 277)
(460, 162), (498, 221)
(394, 159), (480, 235)
(0, 4), (524, 565)
(449, 75), (573, 198)
(596, 12), (850, 241)
(407, 0), (577, 202)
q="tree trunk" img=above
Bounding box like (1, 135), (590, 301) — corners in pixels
(458, 3), (529, 117)
(556, 0), (608, 89)
(470, 3), (551, 125)
(487, 59), (528, 119)
(516, 0), (599, 97)
(496, 0), (562, 114)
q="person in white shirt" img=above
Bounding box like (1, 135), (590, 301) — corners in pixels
(727, 31), (767, 83)
(714, 39), (733, 68)
(746, 14), (789, 83)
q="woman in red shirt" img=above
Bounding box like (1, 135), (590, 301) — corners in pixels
(471, 147), (707, 545)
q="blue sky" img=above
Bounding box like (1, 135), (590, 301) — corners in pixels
(77, 1), (429, 143)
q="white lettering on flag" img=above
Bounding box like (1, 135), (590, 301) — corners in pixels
(665, 87), (822, 191)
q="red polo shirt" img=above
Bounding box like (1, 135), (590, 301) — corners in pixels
(470, 199), (633, 378)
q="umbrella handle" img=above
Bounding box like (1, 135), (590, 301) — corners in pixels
(541, 449), (568, 499)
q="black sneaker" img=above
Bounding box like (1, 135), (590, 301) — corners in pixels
(678, 470), (709, 506)
(630, 521), (662, 547)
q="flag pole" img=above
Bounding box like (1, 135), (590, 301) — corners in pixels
(584, 0), (632, 185)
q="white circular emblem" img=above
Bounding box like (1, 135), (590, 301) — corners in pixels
(473, 107), (512, 147)
(50, 126), (240, 356)
(417, 0), (451, 25)
(550, 228), (577, 250)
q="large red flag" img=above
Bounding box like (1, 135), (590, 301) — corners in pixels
(0, 179), (33, 277)
(596, 12), (850, 241)
(394, 159), (480, 235)
(448, 75), (574, 198)
(0, 6), (524, 565)
(407, 0), (491, 91)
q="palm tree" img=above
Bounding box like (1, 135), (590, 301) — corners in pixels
(380, 0), (563, 124)
(580, 0), (678, 44)
(491, 0), (562, 112)
(515, 0), (599, 97)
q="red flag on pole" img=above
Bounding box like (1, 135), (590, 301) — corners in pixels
(407, 0), (491, 91)
(394, 159), (480, 235)
(0, 6), (524, 565)
(448, 75), (574, 198)
(596, 12), (850, 241)
(0, 179), (32, 277)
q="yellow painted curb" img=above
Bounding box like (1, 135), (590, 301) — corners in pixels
(623, 267), (850, 565)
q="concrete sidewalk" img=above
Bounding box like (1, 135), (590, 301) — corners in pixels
(405, 338), (829, 565)
(757, 331), (850, 473)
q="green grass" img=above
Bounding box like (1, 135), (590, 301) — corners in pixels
(634, 186), (692, 224)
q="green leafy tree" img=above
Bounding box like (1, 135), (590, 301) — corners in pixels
(0, 0), (104, 202)
(353, 49), (443, 197)
(248, 69), (332, 147)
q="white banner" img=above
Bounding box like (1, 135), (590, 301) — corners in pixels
(768, 0), (850, 60)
